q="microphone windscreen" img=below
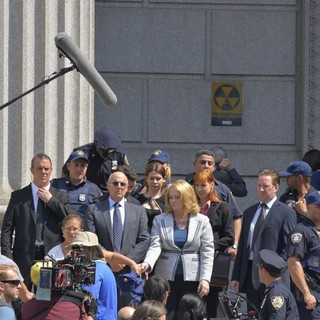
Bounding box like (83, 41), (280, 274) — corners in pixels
(55, 32), (117, 106)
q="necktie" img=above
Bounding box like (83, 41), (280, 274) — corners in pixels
(252, 203), (267, 250)
(113, 203), (123, 252)
(35, 199), (45, 243)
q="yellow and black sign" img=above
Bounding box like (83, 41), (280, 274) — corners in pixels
(211, 82), (242, 126)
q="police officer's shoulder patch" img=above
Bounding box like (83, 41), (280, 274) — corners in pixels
(271, 296), (284, 310)
(290, 233), (303, 245)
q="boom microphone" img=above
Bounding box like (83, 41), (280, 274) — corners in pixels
(55, 32), (117, 106)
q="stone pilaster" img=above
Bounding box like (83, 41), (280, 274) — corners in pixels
(0, 0), (95, 206)
(306, 0), (320, 150)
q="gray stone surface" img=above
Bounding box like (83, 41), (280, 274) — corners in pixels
(95, 7), (206, 74)
(146, 79), (295, 144)
(150, 0), (295, 3)
(211, 9), (296, 75)
(95, 77), (144, 142)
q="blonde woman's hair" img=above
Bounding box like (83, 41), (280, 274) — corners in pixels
(165, 180), (200, 214)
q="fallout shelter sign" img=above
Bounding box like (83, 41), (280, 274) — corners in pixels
(211, 82), (242, 126)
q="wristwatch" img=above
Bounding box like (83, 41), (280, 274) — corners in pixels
(232, 243), (238, 249)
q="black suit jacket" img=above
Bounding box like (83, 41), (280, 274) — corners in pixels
(1, 184), (74, 284)
(86, 197), (150, 265)
(232, 199), (297, 290)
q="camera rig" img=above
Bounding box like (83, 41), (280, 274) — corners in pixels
(218, 290), (261, 320)
(39, 244), (96, 292)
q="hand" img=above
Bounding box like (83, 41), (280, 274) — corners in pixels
(197, 280), (210, 297)
(294, 199), (307, 216)
(84, 296), (98, 318)
(304, 292), (317, 309)
(37, 188), (52, 203)
(218, 158), (232, 172)
(138, 262), (150, 273)
(130, 261), (143, 276)
(226, 246), (237, 261)
(230, 280), (239, 292)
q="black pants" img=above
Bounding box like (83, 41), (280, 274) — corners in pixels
(242, 261), (265, 314)
(166, 275), (199, 320)
(204, 286), (222, 318)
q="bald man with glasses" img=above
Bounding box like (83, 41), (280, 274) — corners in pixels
(86, 172), (150, 308)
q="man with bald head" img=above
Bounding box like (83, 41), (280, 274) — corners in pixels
(86, 172), (150, 307)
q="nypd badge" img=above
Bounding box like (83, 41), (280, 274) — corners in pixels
(271, 296), (284, 310)
(291, 232), (303, 245)
(79, 194), (86, 202)
(76, 150), (85, 156)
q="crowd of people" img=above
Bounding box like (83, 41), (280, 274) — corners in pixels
(0, 126), (319, 319)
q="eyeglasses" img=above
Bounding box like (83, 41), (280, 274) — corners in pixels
(110, 181), (127, 187)
(0, 280), (21, 286)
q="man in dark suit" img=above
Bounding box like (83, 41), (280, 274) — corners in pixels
(230, 169), (297, 313)
(86, 171), (150, 307)
(1, 153), (74, 288)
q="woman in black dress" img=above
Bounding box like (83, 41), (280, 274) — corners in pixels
(194, 168), (234, 319)
(135, 162), (167, 231)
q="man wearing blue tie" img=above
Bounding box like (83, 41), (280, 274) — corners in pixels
(86, 171), (150, 308)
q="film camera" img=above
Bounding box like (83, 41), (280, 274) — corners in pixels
(38, 244), (96, 292)
(218, 290), (260, 320)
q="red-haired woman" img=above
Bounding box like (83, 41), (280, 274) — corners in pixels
(194, 168), (234, 318)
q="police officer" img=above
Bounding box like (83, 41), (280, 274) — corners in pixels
(52, 150), (102, 220)
(258, 249), (299, 320)
(287, 191), (320, 319)
(279, 161), (315, 221)
(63, 127), (129, 193)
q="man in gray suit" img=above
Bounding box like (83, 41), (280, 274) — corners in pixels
(86, 171), (150, 307)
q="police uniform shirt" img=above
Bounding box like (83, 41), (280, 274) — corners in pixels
(287, 216), (320, 269)
(51, 177), (102, 220)
(261, 279), (299, 320)
(287, 216), (320, 313)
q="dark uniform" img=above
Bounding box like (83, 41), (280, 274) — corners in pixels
(62, 128), (129, 193)
(279, 160), (314, 222)
(279, 187), (316, 222)
(287, 216), (320, 319)
(51, 177), (102, 220)
(261, 279), (299, 320)
(259, 249), (299, 320)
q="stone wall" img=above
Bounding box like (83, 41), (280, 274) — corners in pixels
(95, 0), (315, 210)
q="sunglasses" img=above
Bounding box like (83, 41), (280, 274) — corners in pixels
(0, 280), (21, 286)
(110, 181), (127, 187)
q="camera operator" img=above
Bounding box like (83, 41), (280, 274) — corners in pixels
(71, 231), (118, 320)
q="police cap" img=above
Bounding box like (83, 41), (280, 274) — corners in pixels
(67, 150), (89, 163)
(94, 127), (121, 151)
(259, 249), (286, 276)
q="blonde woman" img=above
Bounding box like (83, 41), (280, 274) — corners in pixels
(139, 180), (214, 320)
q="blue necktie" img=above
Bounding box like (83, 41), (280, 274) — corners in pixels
(113, 203), (123, 252)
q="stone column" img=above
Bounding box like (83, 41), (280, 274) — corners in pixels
(0, 0), (95, 206)
(305, 0), (320, 150)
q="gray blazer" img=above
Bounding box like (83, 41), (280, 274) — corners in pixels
(86, 197), (150, 263)
(144, 212), (214, 282)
